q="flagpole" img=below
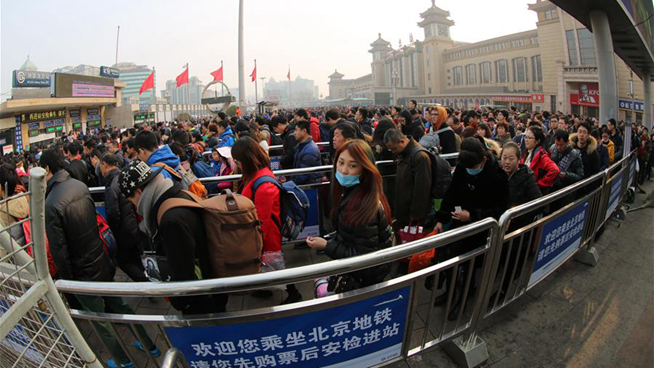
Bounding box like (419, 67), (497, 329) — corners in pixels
(288, 65), (292, 108)
(153, 67), (158, 123)
(221, 60), (224, 97)
(254, 59), (258, 115)
(186, 63), (190, 108)
(238, 0), (245, 108)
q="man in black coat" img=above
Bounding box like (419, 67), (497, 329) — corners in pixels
(120, 161), (227, 315)
(100, 152), (147, 282)
(272, 114), (298, 169)
(40, 149), (158, 368)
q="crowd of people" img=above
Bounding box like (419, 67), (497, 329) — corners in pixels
(0, 101), (650, 368)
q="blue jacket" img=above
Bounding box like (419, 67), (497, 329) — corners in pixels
(293, 138), (322, 185)
(147, 145), (181, 180)
(218, 128), (235, 148)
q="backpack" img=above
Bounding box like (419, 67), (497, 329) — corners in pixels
(409, 147), (452, 199)
(153, 163), (208, 198)
(156, 190), (263, 278)
(252, 176), (310, 240)
(96, 213), (118, 259)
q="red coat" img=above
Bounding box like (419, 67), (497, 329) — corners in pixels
(239, 167), (282, 253)
(521, 147), (559, 192)
(310, 117), (322, 149)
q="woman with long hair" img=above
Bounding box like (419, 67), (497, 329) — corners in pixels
(520, 126), (559, 195)
(232, 137), (302, 304)
(306, 140), (393, 295)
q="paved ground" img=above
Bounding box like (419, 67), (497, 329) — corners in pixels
(78, 182), (654, 368)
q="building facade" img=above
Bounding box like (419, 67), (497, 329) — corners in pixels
(264, 76), (319, 107)
(331, 0), (654, 123)
(162, 76), (204, 104)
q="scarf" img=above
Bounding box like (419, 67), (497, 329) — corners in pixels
(137, 175), (174, 238)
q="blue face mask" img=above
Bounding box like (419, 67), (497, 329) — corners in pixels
(336, 171), (361, 187)
(466, 167), (483, 176)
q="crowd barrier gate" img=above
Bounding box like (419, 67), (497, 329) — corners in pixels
(1, 150), (639, 368)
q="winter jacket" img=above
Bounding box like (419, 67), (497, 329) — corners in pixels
(293, 138), (322, 185)
(359, 118), (374, 136)
(437, 155), (509, 226)
(570, 134), (600, 179)
(206, 135), (219, 149)
(596, 142), (610, 170)
(103, 168), (145, 256)
(239, 167), (282, 253)
(309, 117), (322, 145)
(601, 139), (615, 165)
(218, 128), (236, 148)
(326, 186), (393, 286)
(495, 133), (512, 147)
(507, 164), (542, 208)
(45, 170), (114, 282)
(66, 159), (91, 187)
(151, 183), (228, 314)
(521, 146), (559, 194)
(403, 119), (425, 142)
(436, 126), (458, 154)
(146, 145), (181, 180)
(550, 146), (584, 189)
(217, 162), (234, 191)
(0, 190), (29, 230)
(610, 130), (624, 161)
(394, 138), (432, 227)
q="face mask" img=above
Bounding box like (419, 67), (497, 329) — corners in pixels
(335, 171), (360, 187)
(466, 167), (483, 176)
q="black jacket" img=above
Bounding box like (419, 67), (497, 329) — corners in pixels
(436, 126), (458, 154)
(45, 170), (114, 281)
(326, 187), (393, 286)
(507, 164), (542, 208)
(66, 159), (91, 187)
(394, 138), (432, 227)
(359, 118), (373, 136)
(403, 119), (425, 142)
(104, 169), (145, 255)
(150, 184), (228, 314)
(570, 134), (601, 179)
(550, 146), (584, 189)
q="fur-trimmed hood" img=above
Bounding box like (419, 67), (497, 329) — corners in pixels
(569, 133), (597, 154)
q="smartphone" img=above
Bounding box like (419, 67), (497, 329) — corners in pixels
(455, 206), (462, 213)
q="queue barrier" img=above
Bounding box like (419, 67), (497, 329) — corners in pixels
(1, 150), (639, 368)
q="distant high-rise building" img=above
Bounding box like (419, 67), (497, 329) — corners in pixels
(53, 64), (100, 77)
(163, 76), (203, 104)
(113, 62), (155, 104)
(263, 76), (318, 106)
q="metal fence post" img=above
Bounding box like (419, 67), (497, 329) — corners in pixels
(29, 168), (103, 368)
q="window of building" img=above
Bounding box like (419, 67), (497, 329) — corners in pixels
(428, 73), (431, 81)
(466, 64), (476, 85)
(453, 66), (463, 86)
(531, 55), (542, 82)
(495, 60), (508, 83)
(480, 62), (491, 84)
(513, 57), (527, 82)
(566, 30), (579, 66)
(577, 28), (597, 66)
(427, 58), (430, 67)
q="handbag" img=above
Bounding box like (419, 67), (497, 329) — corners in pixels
(408, 228), (440, 273)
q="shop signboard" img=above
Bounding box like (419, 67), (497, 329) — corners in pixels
(14, 117), (23, 151)
(530, 201), (589, 287)
(166, 286), (410, 368)
(100, 66), (120, 78)
(12, 70), (51, 88)
(570, 83), (600, 107)
(618, 99), (654, 116)
(20, 109), (66, 124)
(2, 145), (13, 155)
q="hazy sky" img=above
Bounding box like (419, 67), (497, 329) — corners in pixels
(1, 0), (538, 102)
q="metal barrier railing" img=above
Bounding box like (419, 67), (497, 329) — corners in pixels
(162, 348), (190, 368)
(11, 148), (640, 368)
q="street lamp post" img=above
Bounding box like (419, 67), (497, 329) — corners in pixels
(238, 0), (245, 108)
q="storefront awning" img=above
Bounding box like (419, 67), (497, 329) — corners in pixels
(0, 97), (117, 119)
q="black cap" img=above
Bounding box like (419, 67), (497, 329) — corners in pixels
(118, 160), (164, 198)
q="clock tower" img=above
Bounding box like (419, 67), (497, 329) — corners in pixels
(418, 0), (455, 95)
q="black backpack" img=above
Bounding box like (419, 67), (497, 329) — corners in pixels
(409, 146), (452, 199)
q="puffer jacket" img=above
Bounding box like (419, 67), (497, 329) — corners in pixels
(570, 134), (600, 179)
(147, 145), (181, 180)
(507, 164), (542, 208)
(521, 146), (559, 194)
(601, 139), (615, 165)
(45, 170), (114, 281)
(309, 117), (322, 145)
(218, 128), (235, 148)
(293, 138), (322, 185)
(239, 167), (282, 254)
(66, 159), (90, 186)
(103, 168), (145, 255)
(394, 138), (432, 228)
(550, 145), (584, 189)
(326, 187), (393, 286)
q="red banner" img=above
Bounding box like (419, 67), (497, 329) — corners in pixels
(570, 83), (599, 107)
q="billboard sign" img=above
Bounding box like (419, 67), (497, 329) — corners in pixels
(12, 70), (51, 88)
(52, 73), (115, 98)
(100, 66), (120, 78)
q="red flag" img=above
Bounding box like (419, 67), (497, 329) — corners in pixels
(250, 66), (257, 82)
(287, 69), (291, 80)
(176, 68), (189, 87)
(210, 66), (223, 82)
(139, 72), (155, 95)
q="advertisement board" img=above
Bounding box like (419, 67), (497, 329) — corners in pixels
(12, 70), (51, 87)
(570, 83), (599, 107)
(52, 73), (115, 98)
(166, 286), (410, 368)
